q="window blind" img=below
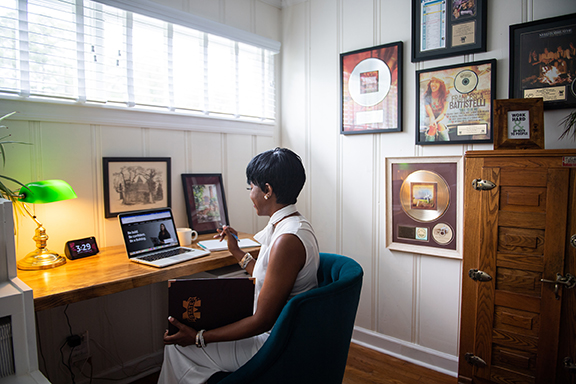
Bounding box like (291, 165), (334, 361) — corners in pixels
(0, 0), (277, 123)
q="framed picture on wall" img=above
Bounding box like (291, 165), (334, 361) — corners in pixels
(386, 156), (463, 259)
(509, 13), (576, 110)
(411, 0), (487, 62)
(103, 157), (171, 218)
(181, 173), (229, 234)
(416, 59), (496, 145)
(340, 41), (403, 135)
(493, 98), (545, 150)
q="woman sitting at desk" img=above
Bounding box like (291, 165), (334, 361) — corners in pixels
(159, 147), (320, 383)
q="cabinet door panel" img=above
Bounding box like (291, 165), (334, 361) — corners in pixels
(473, 166), (569, 383)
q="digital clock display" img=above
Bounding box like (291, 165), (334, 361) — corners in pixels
(65, 236), (99, 260)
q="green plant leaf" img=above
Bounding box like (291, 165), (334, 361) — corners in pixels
(0, 174), (27, 189)
(560, 109), (576, 141)
(0, 111), (17, 121)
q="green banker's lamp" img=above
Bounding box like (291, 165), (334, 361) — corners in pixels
(16, 179), (77, 270)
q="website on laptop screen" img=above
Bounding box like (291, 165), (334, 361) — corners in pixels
(120, 210), (179, 257)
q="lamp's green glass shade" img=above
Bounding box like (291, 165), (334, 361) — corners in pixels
(18, 179), (77, 204)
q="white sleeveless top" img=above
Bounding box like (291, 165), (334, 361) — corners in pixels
(252, 205), (319, 313)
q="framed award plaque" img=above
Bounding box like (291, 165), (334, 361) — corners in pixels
(509, 13), (576, 110)
(386, 156), (463, 259)
(340, 41), (403, 135)
(411, 0), (488, 62)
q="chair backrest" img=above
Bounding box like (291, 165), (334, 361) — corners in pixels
(213, 252), (363, 384)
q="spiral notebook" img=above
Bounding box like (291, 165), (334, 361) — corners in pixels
(197, 238), (260, 252)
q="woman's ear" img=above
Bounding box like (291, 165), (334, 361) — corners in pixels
(264, 183), (273, 199)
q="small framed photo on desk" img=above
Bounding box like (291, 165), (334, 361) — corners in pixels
(182, 173), (230, 234)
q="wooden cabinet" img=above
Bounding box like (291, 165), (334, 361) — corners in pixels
(458, 149), (576, 384)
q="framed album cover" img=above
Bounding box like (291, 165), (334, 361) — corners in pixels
(341, 41), (403, 135)
(416, 59), (496, 145)
(509, 13), (576, 110)
(181, 173), (229, 234)
(103, 157), (171, 218)
(493, 98), (545, 150)
(386, 156), (463, 259)
(411, 0), (487, 62)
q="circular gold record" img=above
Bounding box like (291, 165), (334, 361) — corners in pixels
(432, 223), (454, 245)
(454, 69), (478, 94)
(399, 170), (450, 222)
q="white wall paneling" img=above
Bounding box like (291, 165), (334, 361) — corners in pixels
(281, 0), (576, 378)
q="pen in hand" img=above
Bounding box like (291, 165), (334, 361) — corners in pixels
(216, 225), (239, 242)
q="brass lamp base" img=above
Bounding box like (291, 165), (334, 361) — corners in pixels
(17, 248), (67, 271)
(17, 220), (67, 270)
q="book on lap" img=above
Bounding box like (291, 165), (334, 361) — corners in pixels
(167, 277), (255, 335)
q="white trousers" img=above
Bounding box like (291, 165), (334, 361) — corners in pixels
(157, 333), (268, 384)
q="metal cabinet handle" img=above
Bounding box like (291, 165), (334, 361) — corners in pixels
(541, 273), (576, 300)
(472, 179), (496, 191)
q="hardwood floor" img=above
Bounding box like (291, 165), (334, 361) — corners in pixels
(132, 342), (457, 383)
(343, 343), (456, 384)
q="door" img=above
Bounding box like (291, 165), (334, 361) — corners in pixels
(469, 164), (570, 383)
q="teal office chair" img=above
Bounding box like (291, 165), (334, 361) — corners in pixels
(207, 252), (364, 384)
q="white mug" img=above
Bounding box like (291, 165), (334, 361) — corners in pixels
(177, 227), (198, 246)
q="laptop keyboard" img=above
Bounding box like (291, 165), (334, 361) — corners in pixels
(139, 248), (191, 262)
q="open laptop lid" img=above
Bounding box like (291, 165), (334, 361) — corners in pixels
(118, 208), (181, 258)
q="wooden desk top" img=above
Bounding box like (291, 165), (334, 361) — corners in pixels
(17, 233), (260, 311)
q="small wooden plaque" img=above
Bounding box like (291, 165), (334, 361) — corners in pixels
(493, 98), (544, 150)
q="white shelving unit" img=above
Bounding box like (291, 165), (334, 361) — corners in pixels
(0, 199), (49, 383)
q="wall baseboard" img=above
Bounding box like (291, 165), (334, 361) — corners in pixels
(351, 326), (458, 378)
(74, 350), (163, 384)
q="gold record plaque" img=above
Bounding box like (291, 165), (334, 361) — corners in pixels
(388, 158), (460, 257)
(399, 170), (450, 222)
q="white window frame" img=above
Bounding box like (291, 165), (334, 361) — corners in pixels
(0, 0), (280, 136)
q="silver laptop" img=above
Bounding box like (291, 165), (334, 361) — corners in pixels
(118, 208), (210, 268)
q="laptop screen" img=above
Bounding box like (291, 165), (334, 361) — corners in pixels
(119, 209), (180, 257)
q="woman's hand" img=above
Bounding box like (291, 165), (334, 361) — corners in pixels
(214, 225), (241, 253)
(163, 316), (197, 347)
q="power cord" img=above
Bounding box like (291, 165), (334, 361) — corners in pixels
(61, 305), (77, 384)
(35, 312), (50, 382)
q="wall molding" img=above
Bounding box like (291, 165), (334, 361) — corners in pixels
(73, 350), (163, 384)
(1, 99), (274, 137)
(352, 326), (458, 377)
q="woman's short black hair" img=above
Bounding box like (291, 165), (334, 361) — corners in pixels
(246, 147), (306, 205)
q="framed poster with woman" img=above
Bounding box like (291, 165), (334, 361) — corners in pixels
(416, 59), (496, 145)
